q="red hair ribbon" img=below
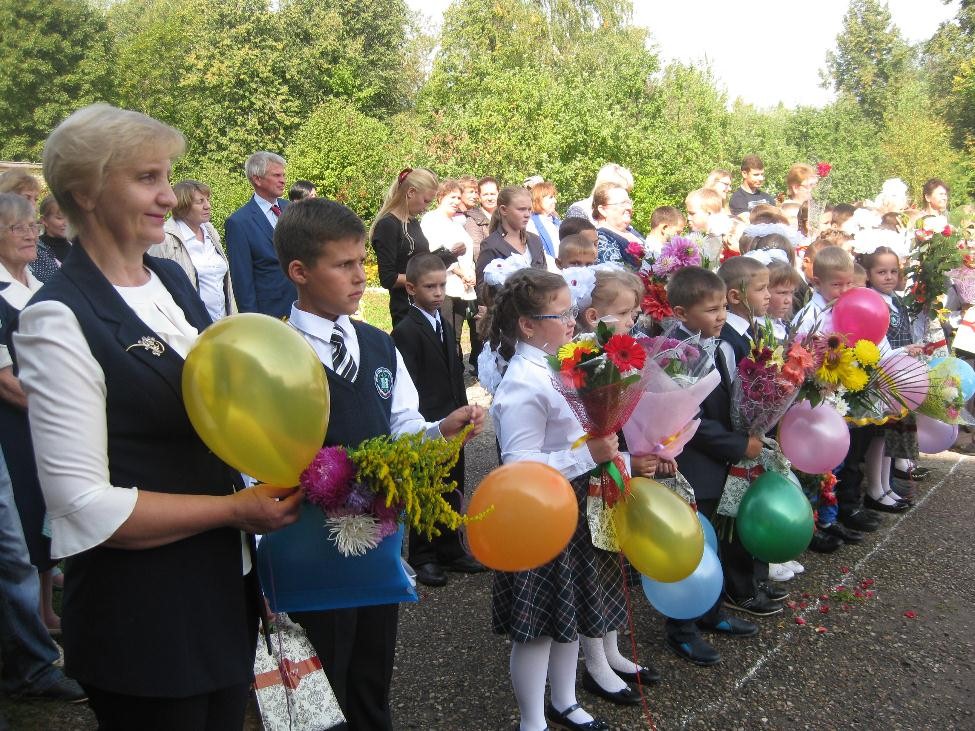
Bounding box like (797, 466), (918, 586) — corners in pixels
(397, 168), (413, 186)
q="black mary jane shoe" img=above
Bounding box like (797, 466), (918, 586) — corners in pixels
(580, 669), (641, 706)
(615, 663), (662, 685)
(893, 466), (929, 481)
(545, 703), (609, 731)
(864, 493), (910, 514)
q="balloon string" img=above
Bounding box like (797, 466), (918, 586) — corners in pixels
(265, 540), (295, 731)
(618, 551), (657, 731)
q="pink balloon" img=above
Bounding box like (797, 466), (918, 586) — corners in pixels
(916, 414), (958, 453)
(832, 288), (890, 345)
(778, 401), (851, 474)
(877, 353), (929, 410)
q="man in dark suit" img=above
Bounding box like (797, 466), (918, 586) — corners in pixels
(225, 151), (297, 317)
(390, 254), (484, 587)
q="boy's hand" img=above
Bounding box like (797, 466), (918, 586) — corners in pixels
(630, 454), (660, 478)
(440, 405), (486, 441)
(655, 458), (677, 477)
(745, 435), (763, 460)
(588, 434), (619, 464)
(474, 305), (487, 322)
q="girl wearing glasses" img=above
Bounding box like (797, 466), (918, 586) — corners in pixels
(486, 268), (618, 731)
(370, 168), (464, 326)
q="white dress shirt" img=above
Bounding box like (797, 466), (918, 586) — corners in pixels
(413, 304), (442, 339)
(13, 272), (248, 562)
(0, 262), (42, 369)
(792, 290), (830, 335)
(175, 219), (228, 321)
(491, 340), (598, 480)
(287, 304), (442, 439)
(253, 193), (281, 229)
(720, 311), (751, 382)
(419, 210), (476, 300)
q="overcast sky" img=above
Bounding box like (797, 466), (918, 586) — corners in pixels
(407, 0), (959, 108)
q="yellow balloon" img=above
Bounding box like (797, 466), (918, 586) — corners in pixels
(182, 313), (330, 486)
(612, 477), (704, 583)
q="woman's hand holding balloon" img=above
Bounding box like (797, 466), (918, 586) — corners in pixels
(231, 484), (304, 534)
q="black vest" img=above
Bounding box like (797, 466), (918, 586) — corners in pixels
(323, 321), (396, 446)
(14, 244), (256, 697)
(720, 322), (751, 366)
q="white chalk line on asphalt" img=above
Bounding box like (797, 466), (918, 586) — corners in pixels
(676, 454), (967, 730)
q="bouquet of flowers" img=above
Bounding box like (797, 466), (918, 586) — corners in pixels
(300, 426), (478, 557)
(797, 334), (910, 426)
(808, 161), (832, 234)
(793, 470), (838, 511)
(917, 360), (968, 424)
(732, 320), (812, 436)
(904, 215), (964, 320)
(548, 321), (648, 550)
(622, 327), (720, 461)
(947, 246), (975, 305)
(716, 322), (814, 521)
(638, 236), (709, 323)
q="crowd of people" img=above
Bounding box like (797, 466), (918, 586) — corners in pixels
(0, 101), (967, 731)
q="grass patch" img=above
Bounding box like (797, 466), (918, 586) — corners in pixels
(358, 288), (392, 333)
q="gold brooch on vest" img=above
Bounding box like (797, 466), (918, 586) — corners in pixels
(126, 336), (165, 357)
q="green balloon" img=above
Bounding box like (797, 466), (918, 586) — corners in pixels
(736, 472), (814, 563)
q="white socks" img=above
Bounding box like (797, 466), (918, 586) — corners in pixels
(511, 638), (550, 731)
(548, 639), (594, 725)
(603, 630), (642, 675)
(580, 635), (628, 693)
(864, 437), (898, 504)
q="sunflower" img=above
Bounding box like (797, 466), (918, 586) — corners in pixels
(852, 340), (881, 368)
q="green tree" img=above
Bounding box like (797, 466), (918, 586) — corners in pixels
(823, 0), (913, 123)
(0, 0), (114, 160)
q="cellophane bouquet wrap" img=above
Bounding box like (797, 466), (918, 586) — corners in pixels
(253, 614), (345, 731)
(917, 359), (972, 425)
(548, 322), (647, 551)
(622, 327), (720, 462)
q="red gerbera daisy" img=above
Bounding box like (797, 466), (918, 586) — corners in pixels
(604, 334), (646, 372)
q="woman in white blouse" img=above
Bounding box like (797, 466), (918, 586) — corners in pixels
(0, 193), (61, 633)
(420, 179), (476, 359)
(13, 104), (301, 728)
(148, 180), (237, 320)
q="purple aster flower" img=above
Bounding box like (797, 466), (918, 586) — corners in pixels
(301, 447), (356, 510)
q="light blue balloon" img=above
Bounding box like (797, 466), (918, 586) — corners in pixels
(641, 544), (723, 620)
(698, 512), (718, 552)
(931, 356), (975, 401)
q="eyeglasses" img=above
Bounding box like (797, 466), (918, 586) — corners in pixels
(604, 199), (632, 208)
(6, 223), (39, 236)
(531, 305), (579, 323)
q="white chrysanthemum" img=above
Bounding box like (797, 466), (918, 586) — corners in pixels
(326, 514), (381, 557)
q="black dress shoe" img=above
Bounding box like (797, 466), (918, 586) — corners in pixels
(889, 479), (916, 500)
(809, 530), (844, 553)
(723, 592), (784, 617)
(544, 702), (609, 730)
(760, 582), (789, 602)
(616, 663), (661, 684)
(412, 562), (447, 587)
(839, 509), (881, 532)
(864, 494), (910, 513)
(893, 466), (929, 481)
(699, 614), (759, 636)
(819, 521), (865, 544)
(580, 670), (641, 706)
(665, 634), (721, 666)
(444, 555), (487, 573)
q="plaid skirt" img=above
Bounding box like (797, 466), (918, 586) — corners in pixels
(885, 414), (919, 460)
(491, 474), (629, 643)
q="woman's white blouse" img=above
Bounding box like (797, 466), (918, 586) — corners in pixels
(490, 341), (597, 480)
(176, 219), (228, 321)
(13, 271), (202, 558)
(0, 262), (43, 369)
(420, 210), (476, 300)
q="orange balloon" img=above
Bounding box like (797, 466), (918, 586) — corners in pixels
(465, 462), (578, 571)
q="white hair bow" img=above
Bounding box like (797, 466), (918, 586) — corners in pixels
(482, 253), (532, 287)
(743, 248), (789, 266)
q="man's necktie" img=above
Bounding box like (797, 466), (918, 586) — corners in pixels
(330, 325), (357, 381)
(435, 318), (443, 342)
(270, 203), (282, 217)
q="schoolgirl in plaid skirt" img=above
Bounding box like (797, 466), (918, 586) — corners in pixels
(485, 268), (618, 731)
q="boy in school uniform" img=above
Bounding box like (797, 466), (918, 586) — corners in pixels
(791, 247), (879, 540)
(662, 267), (762, 667)
(391, 254), (486, 587)
(273, 199), (485, 731)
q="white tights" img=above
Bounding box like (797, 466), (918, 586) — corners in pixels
(510, 637), (594, 731)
